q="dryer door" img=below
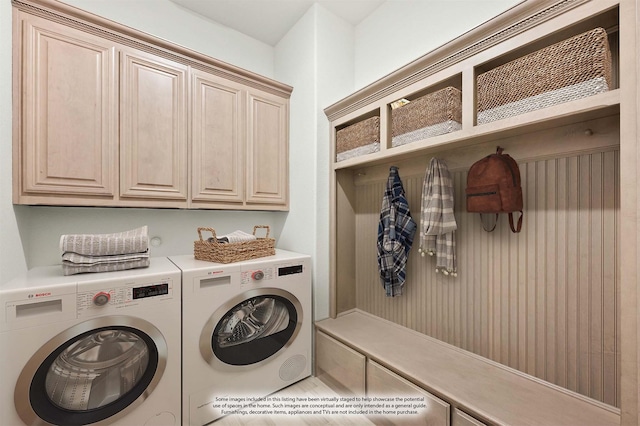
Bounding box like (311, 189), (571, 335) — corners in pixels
(15, 316), (167, 426)
(201, 288), (302, 367)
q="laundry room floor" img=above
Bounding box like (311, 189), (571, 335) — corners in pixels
(213, 376), (376, 425)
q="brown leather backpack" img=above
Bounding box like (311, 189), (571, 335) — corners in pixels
(466, 147), (523, 233)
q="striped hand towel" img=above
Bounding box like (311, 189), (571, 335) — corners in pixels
(60, 226), (149, 256)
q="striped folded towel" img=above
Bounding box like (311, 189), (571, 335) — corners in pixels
(60, 226), (150, 275)
(60, 226), (149, 256)
(62, 257), (150, 275)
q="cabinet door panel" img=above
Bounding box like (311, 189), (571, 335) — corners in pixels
(367, 360), (450, 426)
(191, 70), (244, 203)
(246, 90), (288, 206)
(120, 50), (188, 201)
(21, 14), (117, 197)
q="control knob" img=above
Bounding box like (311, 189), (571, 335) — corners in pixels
(252, 270), (264, 281)
(93, 292), (111, 306)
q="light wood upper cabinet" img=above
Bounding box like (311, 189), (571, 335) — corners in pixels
(191, 71), (290, 209)
(119, 49), (188, 204)
(246, 90), (289, 206)
(15, 12), (117, 200)
(12, 2), (292, 210)
(191, 69), (244, 205)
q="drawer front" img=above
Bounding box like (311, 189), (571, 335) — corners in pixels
(452, 408), (488, 426)
(315, 330), (365, 395)
(367, 360), (450, 426)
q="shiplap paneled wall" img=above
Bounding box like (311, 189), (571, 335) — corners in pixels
(354, 148), (619, 407)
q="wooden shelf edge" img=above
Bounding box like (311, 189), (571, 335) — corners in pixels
(333, 89), (620, 171)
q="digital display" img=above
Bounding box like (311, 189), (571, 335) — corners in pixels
(278, 265), (303, 277)
(133, 283), (169, 299)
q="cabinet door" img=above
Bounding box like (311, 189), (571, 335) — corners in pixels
(120, 49), (188, 202)
(191, 69), (244, 204)
(367, 360), (450, 426)
(18, 13), (117, 199)
(246, 89), (288, 207)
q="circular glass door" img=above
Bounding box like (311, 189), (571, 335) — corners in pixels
(15, 317), (167, 426)
(201, 288), (302, 367)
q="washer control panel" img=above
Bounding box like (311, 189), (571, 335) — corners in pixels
(77, 279), (172, 314)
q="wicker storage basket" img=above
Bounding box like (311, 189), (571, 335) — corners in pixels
(194, 225), (275, 263)
(391, 86), (462, 147)
(477, 27), (612, 124)
(336, 116), (380, 162)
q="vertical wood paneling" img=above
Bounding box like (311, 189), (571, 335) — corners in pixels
(354, 149), (620, 407)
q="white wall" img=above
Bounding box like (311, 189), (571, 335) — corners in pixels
(275, 3), (354, 320)
(1, 0), (28, 284)
(354, 0), (522, 90)
(62, 0), (275, 78)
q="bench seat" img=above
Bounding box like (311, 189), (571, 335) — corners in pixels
(315, 310), (619, 426)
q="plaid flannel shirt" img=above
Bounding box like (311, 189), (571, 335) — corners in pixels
(377, 166), (416, 297)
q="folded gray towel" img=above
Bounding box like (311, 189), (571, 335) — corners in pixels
(60, 226), (149, 256)
(61, 251), (149, 266)
(62, 258), (150, 276)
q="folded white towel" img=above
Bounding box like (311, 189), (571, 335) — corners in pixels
(60, 226), (149, 256)
(207, 230), (257, 244)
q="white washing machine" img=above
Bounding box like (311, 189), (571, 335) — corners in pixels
(0, 257), (181, 426)
(169, 249), (312, 426)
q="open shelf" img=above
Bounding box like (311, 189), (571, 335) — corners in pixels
(334, 88), (619, 170)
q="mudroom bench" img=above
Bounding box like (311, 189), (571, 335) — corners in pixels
(315, 310), (620, 426)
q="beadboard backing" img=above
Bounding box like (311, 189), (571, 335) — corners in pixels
(344, 119), (620, 407)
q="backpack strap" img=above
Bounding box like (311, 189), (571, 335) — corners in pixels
(509, 211), (523, 233)
(480, 213), (499, 232)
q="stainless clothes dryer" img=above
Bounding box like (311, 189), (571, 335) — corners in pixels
(170, 249), (312, 426)
(0, 257), (181, 426)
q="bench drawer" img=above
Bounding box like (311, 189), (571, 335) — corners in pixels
(315, 330), (365, 395)
(452, 408), (488, 426)
(366, 360), (450, 426)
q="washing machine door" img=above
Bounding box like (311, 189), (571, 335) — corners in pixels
(200, 288), (302, 367)
(15, 316), (167, 426)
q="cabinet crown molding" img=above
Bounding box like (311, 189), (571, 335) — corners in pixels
(12, 0), (293, 98)
(324, 0), (590, 121)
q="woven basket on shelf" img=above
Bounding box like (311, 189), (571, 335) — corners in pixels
(335, 116), (380, 162)
(194, 225), (275, 263)
(477, 27), (612, 124)
(391, 86), (462, 147)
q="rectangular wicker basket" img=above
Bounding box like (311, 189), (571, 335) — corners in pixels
(336, 116), (380, 162)
(391, 86), (462, 147)
(194, 225), (275, 263)
(477, 27), (612, 124)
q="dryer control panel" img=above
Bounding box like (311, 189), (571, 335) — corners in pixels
(241, 268), (274, 284)
(241, 262), (306, 285)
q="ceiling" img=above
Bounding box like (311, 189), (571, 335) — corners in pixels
(169, 0), (385, 46)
